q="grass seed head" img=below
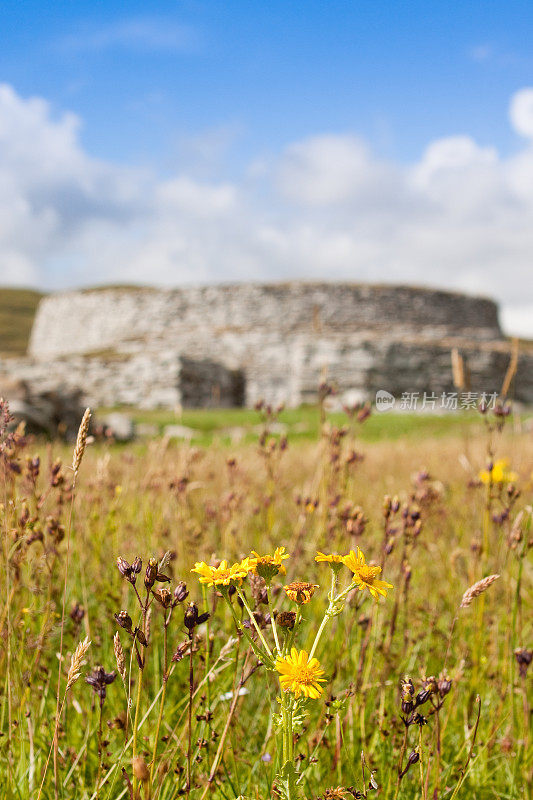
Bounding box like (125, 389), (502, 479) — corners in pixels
(72, 408), (91, 474)
(460, 574), (500, 608)
(66, 636), (91, 691)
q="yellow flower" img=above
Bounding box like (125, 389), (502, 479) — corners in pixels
(343, 548), (393, 601)
(315, 552), (344, 564)
(248, 546), (289, 580)
(191, 559), (249, 588)
(275, 648), (326, 699)
(284, 581), (318, 604)
(479, 459), (518, 485)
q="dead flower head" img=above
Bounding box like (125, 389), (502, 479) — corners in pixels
(284, 581), (318, 605)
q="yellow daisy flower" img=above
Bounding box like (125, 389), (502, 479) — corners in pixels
(343, 548), (393, 601)
(275, 648), (326, 699)
(248, 546), (289, 580)
(315, 552), (344, 564)
(191, 559), (249, 588)
(284, 581), (318, 604)
(479, 459), (518, 485)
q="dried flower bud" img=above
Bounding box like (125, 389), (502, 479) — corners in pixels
(85, 665), (116, 705)
(114, 611), (133, 634)
(174, 581), (189, 603)
(172, 641), (191, 662)
(117, 557), (131, 578)
(277, 611), (297, 630)
(437, 675), (452, 697)
(184, 602), (210, 631)
(145, 557), (158, 590)
(415, 689), (431, 707)
(131, 556), (142, 574)
(135, 628), (147, 646)
(153, 587), (172, 608)
(408, 750), (420, 766)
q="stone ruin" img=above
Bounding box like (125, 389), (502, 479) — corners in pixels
(1, 282), (532, 410)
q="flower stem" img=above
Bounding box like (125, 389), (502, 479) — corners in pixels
(267, 585), (281, 654)
(236, 587), (273, 660)
(150, 616), (169, 788)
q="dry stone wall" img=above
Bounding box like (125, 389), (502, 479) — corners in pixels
(0, 282), (529, 409)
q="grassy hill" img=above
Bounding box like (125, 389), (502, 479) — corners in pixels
(0, 288), (44, 356)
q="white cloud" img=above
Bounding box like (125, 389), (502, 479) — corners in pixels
(0, 83), (532, 336)
(509, 88), (533, 139)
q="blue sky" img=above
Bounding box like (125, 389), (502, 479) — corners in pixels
(3, 0), (533, 168)
(0, 1), (532, 334)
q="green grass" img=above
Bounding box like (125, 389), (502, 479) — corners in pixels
(0, 287), (44, 356)
(99, 404), (521, 447)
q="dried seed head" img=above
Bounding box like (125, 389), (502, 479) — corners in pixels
(153, 587), (172, 609)
(113, 632), (126, 683)
(460, 574), (500, 608)
(437, 674), (452, 697)
(132, 756), (150, 782)
(85, 665), (116, 705)
(172, 640), (191, 662)
(72, 408), (91, 474)
(114, 610), (133, 634)
(66, 636), (91, 691)
(277, 611), (297, 630)
(184, 602), (209, 631)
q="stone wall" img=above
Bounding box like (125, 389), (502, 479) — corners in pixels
(30, 283), (502, 359)
(5, 282), (530, 409)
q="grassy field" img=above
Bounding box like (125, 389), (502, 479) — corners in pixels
(0, 401), (531, 799)
(0, 288), (44, 356)
(98, 404), (531, 447)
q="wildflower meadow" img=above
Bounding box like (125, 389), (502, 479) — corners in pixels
(0, 396), (531, 799)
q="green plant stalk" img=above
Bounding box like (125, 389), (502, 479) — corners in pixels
(235, 586), (274, 660)
(150, 614), (169, 788)
(267, 584), (281, 654)
(224, 591), (273, 666)
(309, 570), (349, 660)
(132, 594), (149, 795)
